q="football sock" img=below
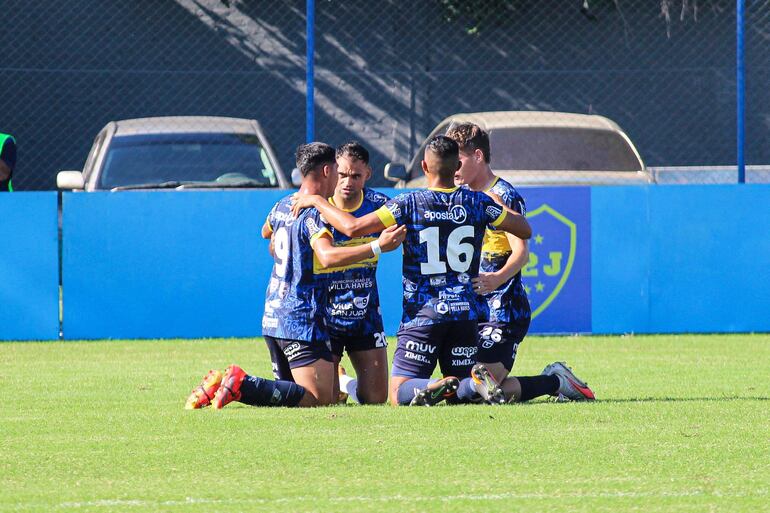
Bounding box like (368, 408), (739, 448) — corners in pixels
(339, 374), (360, 404)
(396, 378), (434, 405)
(239, 375), (306, 407)
(515, 374), (560, 402)
(455, 377), (481, 403)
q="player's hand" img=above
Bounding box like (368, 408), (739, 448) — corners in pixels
(290, 193), (320, 217)
(378, 225), (407, 252)
(472, 272), (505, 295)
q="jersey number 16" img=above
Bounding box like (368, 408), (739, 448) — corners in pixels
(419, 225), (475, 275)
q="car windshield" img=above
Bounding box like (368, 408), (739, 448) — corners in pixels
(488, 127), (642, 171)
(98, 133), (278, 188)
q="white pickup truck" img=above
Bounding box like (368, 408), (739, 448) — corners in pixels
(385, 111), (651, 187)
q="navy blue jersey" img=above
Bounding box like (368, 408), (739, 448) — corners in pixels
(473, 177), (531, 325)
(323, 188), (389, 336)
(375, 186), (507, 329)
(262, 195), (332, 342)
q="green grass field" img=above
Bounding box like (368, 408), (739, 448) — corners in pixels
(2, 334), (768, 513)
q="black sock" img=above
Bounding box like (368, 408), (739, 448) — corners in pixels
(238, 375), (305, 407)
(516, 374), (559, 402)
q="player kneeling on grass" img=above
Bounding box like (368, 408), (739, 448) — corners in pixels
(447, 122), (595, 404)
(185, 143), (406, 409)
(326, 142), (391, 405)
(292, 136), (532, 406)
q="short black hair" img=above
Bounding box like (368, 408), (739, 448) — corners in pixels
(295, 142), (336, 177)
(336, 141), (369, 165)
(445, 122), (490, 163)
(424, 135), (459, 179)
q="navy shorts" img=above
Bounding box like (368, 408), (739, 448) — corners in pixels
(476, 320), (529, 371)
(391, 320), (478, 379)
(264, 335), (334, 380)
(329, 330), (388, 359)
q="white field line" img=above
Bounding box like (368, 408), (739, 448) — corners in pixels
(29, 489), (766, 509)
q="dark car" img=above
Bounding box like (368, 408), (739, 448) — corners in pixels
(57, 116), (290, 191)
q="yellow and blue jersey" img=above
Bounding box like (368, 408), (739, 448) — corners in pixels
(323, 188), (389, 336)
(375, 186), (507, 329)
(474, 177), (531, 325)
(262, 195), (332, 342)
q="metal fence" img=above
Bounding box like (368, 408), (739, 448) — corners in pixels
(1, 0), (768, 190)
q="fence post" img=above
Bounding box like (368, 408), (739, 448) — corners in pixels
(306, 0), (315, 143)
(737, 0), (745, 183)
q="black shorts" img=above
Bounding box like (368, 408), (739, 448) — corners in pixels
(264, 335), (334, 381)
(476, 321), (528, 371)
(329, 330), (388, 359)
(391, 320), (478, 379)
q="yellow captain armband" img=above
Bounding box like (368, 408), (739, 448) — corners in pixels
(375, 205), (397, 227)
(490, 209), (508, 227)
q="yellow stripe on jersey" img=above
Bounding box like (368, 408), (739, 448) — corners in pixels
(265, 216), (273, 234)
(329, 192), (364, 212)
(313, 236), (379, 274)
(482, 228), (512, 255)
(490, 209), (507, 227)
(375, 205), (396, 227)
(309, 228), (333, 248)
(427, 185), (459, 192)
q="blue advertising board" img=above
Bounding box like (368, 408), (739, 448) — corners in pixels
(520, 187), (591, 334)
(0, 192), (60, 340)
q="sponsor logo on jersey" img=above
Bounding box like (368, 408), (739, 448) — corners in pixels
(423, 205), (468, 224)
(353, 294), (370, 309)
(271, 209), (296, 226)
(305, 217), (321, 235)
(435, 301), (450, 314)
(451, 346), (477, 358)
(457, 272), (470, 284)
(486, 205), (503, 219)
(430, 275), (447, 287)
(329, 278), (373, 291)
(387, 202), (401, 219)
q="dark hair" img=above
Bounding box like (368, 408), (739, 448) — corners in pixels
(445, 122), (490, 163)
(424, 135), (459, 178)
(336, 141), (369, 164)
(0, 136), (16, 171)
(295, 142), (336, 177)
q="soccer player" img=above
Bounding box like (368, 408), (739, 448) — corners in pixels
(292, 136), (532, 406)
(326, 142), (390, 405)
(184, 142), (406, 409)
(447, 122), (595, 403)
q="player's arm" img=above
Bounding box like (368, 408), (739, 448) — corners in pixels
(292, 194), (388, 237)
(473, 234), (529, 295)
(486, 191), (532, 240)
(261, 221), (272, 239)
(312, 225), (407, 268)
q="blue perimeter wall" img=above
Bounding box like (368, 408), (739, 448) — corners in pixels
(1, 185), (768, 340)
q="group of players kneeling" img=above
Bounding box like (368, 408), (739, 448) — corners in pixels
(185, 123), (595, 410)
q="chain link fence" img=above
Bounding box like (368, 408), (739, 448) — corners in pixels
(2, 0), (768, 190)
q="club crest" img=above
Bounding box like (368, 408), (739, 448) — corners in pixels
(521, 204), (577, 319)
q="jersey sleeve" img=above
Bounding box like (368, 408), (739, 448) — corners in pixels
(482, 195), (508, 228)
(265, 202), (279, 233)
(375, 193), (408, 228)
(304, 208), (332, 247)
